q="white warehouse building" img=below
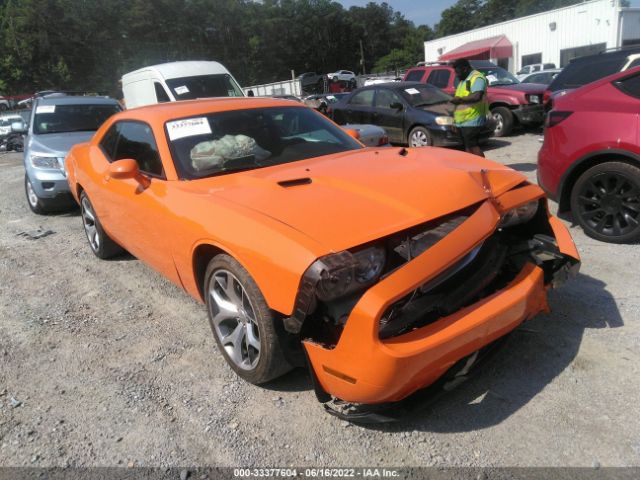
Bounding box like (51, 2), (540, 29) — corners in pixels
(423, 0), (640, 73)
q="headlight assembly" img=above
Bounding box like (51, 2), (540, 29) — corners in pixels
(312, 246), (386, 302)
(499, 200), (539, 228)
(435, 116), (454, 126)
(30, 155), (64, 171)
(527, 94), (541, 104)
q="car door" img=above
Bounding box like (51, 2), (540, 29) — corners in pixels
(341, 89), (375, 124)
(92, 120), (179, 282)
(373, 88), (405, 143)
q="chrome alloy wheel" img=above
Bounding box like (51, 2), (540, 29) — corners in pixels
(81, 196), (100, 252)
(208, 269), (261, 370)
(492, 111), (504, 134)
(410, 130), (430, 147)
(26, 178), (39, 208)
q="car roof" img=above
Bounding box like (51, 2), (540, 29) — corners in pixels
(548, 48), (640, 91)
(114, 97), (307, 125)
(36, 95), (119, 106)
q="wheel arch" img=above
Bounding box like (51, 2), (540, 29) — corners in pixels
(558, 150), (640, 212)
(192, 243), (230, 303)
(489, 102), (513, 110)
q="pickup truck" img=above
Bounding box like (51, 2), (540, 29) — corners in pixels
(404, 60), (546, 137)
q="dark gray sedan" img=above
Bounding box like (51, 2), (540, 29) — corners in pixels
(332, 82), (492, 147)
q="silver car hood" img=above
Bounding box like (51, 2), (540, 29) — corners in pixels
(27, 131), (95, 156)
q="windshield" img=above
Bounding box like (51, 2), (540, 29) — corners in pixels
(476, 67), (520, 86)
(399, 84), (451, 106)
(165, 74), (243, 100)
(167, 106), (363, 179)
(33, 104), (120, 135)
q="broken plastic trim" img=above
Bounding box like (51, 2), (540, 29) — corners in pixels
(318, 335), (510, 423)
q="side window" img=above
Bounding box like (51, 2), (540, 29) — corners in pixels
(374, 89), (402, 109)
(349, 90), (374, 106)
(154, 82), (171, 103)
(614, 72), (640, 99)
(114, 121), (165, 177)
(99, 124), (119, 160)
(427, 69), (451, 89)
(405, 70), (425, 82)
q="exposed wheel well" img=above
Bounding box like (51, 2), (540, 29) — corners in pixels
(489, 102), (513, 110)
(559, 153), (640, 212)
(193, 244), (226, 301)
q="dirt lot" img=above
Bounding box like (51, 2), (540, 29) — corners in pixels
(1, 133), (639, 468)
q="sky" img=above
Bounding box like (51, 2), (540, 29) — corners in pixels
(338, 0), (640, 28)
(337, 0), (459, 27)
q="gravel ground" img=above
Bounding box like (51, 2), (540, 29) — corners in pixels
(0, 132), (639, 469)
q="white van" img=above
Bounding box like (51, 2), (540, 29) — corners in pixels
(122, 61), (244, 108)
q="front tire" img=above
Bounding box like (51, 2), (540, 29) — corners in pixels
(80, 191), (123, 258)
(205, 254), (292, 384)
(408, 126), (433, 147)
(570, 161), (640, 243)
(491, 106), (514, 137)
(25, 174), (50, 215)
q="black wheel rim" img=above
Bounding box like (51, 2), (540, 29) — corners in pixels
(577, 171), (640, 237)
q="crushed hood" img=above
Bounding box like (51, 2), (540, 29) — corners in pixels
(183, 147), (526, 252)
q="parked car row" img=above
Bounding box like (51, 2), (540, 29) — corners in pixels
(403, 60), (546, 137)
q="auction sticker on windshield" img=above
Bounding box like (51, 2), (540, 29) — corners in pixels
(404, 88), (420, 95)
(167, 117), (212, 141)
(175, 85), (190, 95)
(36, 105), (56, 114)
(486, 74), (498, 84)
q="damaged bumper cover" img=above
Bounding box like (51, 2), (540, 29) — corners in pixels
(302, 184), (580, 409)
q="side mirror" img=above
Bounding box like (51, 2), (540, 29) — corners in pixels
(109, 158), (151, 188)
(390, 102), (403, 111)
(343, 128), (360, 140)
(11, 122), (26, 134)
(109, 158), (139, 179)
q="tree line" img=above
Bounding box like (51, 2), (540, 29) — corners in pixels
(0, 0), (587, 97)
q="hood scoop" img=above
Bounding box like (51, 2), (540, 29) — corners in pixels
(278, 177), (312, 188)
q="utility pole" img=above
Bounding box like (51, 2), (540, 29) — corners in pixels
(359, 39), (366, 75)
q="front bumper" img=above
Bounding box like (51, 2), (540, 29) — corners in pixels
(27, 168), (71, 199)
(513, 104), (545, 125)
(303, 187), (579, 405)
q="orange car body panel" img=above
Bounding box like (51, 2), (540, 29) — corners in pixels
(65, 97), (580, 405)
(304, 187), (580, 404)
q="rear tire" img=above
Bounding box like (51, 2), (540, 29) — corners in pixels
(491, 106), (514, 137)
(205, 254), (292, 384)
(408, 126), (433, 147)
(80, 191), (123, 258)
(570, 162), (640, 243)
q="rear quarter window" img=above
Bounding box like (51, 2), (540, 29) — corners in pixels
(405, 70), (425, 82)
(613, 72), (640, 99)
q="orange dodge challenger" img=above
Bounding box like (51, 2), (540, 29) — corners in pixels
(66, 98), (580, 419)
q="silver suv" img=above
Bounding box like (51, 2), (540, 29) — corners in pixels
(24, 94), (120, 214)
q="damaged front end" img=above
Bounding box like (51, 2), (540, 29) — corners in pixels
(285, 183), (579, 421)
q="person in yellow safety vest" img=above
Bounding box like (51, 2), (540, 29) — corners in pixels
(449, 58), (489, 157)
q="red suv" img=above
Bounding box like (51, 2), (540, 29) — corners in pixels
(404, 60), (546, 137)
(538, 67), (640, 243)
